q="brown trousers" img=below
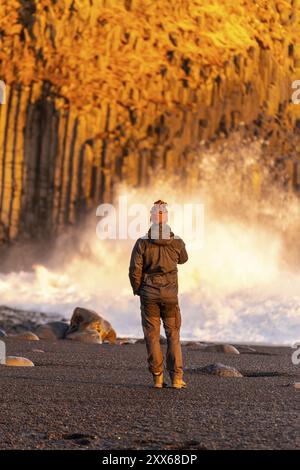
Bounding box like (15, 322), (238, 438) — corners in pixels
(141, 301), (183, 381)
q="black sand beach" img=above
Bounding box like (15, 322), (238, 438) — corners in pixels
(0, 338), (299, 450)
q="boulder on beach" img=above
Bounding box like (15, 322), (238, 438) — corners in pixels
(203, 344), (240, 354)
(195, 363), (243, 377)
(35, 321), (69, 340)
(0, 328), (7, 338)
(11, 331), (39, 341)
(5, 356), (34, 367)
(66, 307), (117, 344)
(66, 329), (102, 344)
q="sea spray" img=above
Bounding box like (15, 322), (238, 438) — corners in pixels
(1, 137), (300, 344)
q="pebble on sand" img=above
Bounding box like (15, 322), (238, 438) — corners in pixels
(195, 363), (243, 377)
(11, 331), (40, 341)
(203, 344), (240, 354)
(5, 356), (34, 367)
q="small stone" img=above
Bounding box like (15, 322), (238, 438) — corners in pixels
(293, 382), (300, 389)
(11, 331), (39, 341)
(5, 356), (34, 367)
(32, 349), (45, 353)
(195, 363), (243, 377)
(204, 344), (240, 354)
(0, 329), (7, 338)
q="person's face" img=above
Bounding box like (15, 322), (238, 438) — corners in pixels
(150, 212), (168, 224)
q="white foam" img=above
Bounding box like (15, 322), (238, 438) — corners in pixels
(1, 138), (300, 345)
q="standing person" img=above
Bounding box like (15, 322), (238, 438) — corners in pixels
(129, 200), (188, 389)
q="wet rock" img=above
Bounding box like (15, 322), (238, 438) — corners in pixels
(66, 329), (102, 344)
(203, 344), (240, 354)
(0, 328), (7, 337)
(11, 331), (39, 341)
(194, 363), (243, 377)
(5, 356), (34, 367)
(0, 305), (53, 333)
(35, 321), (69, 340)
(66, 307), (117, 344)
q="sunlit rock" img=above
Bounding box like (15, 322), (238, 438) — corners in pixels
(5, 356), (34, 367)
(1, 1), (300, 243)
(66, 307), (117, 344)
(11, 331), (39, 341)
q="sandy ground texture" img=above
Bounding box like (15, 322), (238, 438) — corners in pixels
(0, 338), (299, 450)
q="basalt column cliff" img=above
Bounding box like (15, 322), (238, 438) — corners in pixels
(1, 0), (300, 243)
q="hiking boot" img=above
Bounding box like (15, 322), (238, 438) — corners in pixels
(171, 379), (187, 389)
(153, 373), (167, 388)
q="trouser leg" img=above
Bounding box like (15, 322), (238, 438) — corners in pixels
(141, 302), (163, 376)
(161, 303), (183, 381)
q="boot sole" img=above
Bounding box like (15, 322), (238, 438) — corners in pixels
(171, 384), (187, 389)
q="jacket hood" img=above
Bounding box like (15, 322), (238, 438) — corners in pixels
(147, 224), (174, 245)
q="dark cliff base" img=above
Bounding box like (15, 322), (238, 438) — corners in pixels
(0, 338), (299, 450)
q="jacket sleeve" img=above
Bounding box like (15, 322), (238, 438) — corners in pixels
(178, 240), (188, 264)
(129, 239), (144, 295)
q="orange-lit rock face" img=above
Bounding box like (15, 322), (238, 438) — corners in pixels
(0, 0), (300, 242)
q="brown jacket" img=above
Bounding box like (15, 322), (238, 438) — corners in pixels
(129, 224), (188, 303)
